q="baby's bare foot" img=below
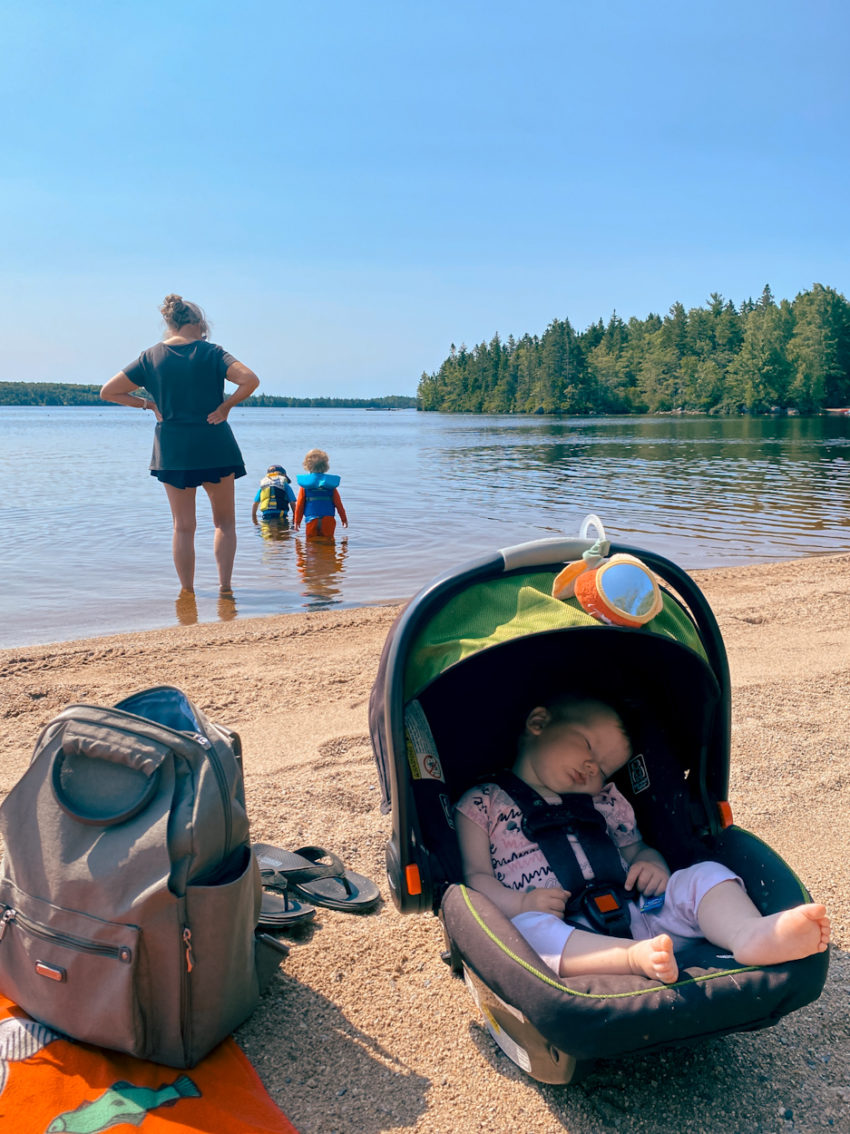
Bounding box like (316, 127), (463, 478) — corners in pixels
(732, 904), (830, 966)
(628, 934), (678, 983)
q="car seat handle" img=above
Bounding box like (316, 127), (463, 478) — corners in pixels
(579, 513), (605, 542)
(499, 535), (611, 572)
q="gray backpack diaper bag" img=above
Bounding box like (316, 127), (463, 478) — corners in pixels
(0, 685), (282, 1067)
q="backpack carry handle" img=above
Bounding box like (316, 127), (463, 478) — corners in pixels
(50, 723), (166, 827)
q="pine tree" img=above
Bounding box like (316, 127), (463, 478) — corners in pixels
(788, 284), (850, 411)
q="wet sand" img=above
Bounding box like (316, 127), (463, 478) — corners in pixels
(1, 554), (849, 1133)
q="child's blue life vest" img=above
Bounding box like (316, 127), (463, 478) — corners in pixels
(297, 473), (340, 522)
(257, 475), (292, 519)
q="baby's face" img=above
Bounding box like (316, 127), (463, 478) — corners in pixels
(527, 712), (631, 795)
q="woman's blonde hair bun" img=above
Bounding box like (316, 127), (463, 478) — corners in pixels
(160, 294), (209, 337)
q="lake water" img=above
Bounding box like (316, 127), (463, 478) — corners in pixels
(1, 407), (848, 647)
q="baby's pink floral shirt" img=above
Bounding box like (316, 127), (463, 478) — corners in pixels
(456, 781), (640, 891)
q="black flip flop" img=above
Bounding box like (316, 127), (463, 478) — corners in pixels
(257, 887), (316, 929)
(253, 843), (381, 914)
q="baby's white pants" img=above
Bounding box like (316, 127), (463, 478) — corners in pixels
(511, 861), (742, 977)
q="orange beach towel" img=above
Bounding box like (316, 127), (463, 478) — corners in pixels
(0, 994), (298, 1134)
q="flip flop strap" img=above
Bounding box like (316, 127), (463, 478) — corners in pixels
(261, 888), (295, 913)
(258, 846), (345, 887)
(292, 845), (346, 880)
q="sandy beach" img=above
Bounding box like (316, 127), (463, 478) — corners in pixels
(2, 554), (849, 1134)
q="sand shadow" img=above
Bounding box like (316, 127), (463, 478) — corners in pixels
(462, 944), (848, 1132)
(237, 965), (429, 1134)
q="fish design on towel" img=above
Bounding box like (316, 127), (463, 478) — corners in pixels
(0, 1015), (62, 1097)
(45, 1075), (201, 1132)
(0, 1018), (200, 1132)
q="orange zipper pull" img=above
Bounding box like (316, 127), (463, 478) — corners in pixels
(183, 927), (195, 972)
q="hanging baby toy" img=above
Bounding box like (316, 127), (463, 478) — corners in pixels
(552, 515), (663, 628)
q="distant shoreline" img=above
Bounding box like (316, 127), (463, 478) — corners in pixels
(3, 384), (847, 418)
(0, 382), (417, 409)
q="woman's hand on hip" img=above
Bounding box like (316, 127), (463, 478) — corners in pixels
(207, 404), (230, 424)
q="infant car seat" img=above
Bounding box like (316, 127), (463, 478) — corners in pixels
(369, 522), (829, 1083)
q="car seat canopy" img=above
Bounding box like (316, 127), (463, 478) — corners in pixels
(402, 568), (709, 703)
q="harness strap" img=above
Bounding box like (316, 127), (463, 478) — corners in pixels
(493, 771), (632, 937)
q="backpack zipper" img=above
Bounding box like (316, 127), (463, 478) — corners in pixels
(182, 926), (195, 972)
(188, 731), (232, 857)
(0, 907), (133, 962)
(181, 925), (194, 1063)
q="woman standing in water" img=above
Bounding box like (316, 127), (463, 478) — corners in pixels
(101, 294), (260, 596)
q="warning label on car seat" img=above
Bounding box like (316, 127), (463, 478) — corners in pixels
(404, 700), (445, 782)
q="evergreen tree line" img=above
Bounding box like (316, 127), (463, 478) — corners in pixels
(0, 382), (106, 405)
(0, 383), (416, 409)
(247, 393), (416, 408)
(417, 284), (850, 415)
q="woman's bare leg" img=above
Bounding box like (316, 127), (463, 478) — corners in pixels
(559, 928), (679, 983)
(163, 483), (197, 592)
(203, 475), (237, 591)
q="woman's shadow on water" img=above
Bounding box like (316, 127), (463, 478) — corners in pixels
(237, 959), (428, 1134)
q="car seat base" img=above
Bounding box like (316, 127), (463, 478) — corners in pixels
(463, 964), (590, 1085)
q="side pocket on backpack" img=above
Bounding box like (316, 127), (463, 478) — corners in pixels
(183, 845), (261, 1065)
(0, 882), (142, 1053)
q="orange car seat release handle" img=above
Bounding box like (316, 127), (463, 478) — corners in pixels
(717, 801), (734, 829)
(405, 864), (422, 895)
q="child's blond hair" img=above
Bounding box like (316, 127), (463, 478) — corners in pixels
(303, 448), (330, 474)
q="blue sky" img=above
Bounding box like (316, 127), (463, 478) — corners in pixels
(2, 1), (848, 397)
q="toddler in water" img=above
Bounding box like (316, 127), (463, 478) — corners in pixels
(455, 695), (830, 982)
(252, 464), (295, 525)
(293, 449), (348, 539)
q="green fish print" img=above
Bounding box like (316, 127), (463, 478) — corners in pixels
(45, 1075), (201, 1133)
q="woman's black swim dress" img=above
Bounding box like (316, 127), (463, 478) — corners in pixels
(121, 340), (248, 488)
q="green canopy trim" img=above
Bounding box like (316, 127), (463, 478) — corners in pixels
(404, 569), (708, 700)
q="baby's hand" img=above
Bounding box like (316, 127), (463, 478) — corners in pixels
(625, 860), (669, 897)
(520, 887), (569, 916)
